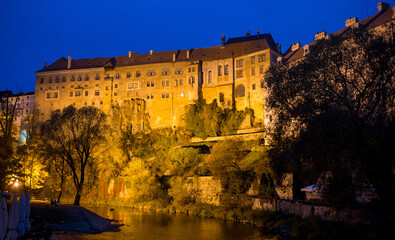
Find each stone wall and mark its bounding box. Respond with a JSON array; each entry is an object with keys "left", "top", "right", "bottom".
[
  {"left": 251, "top": 197, "right": 375, "bottom": 225},
  {"left": 186, "top": 176, "right": 222, "bottom": 206}
]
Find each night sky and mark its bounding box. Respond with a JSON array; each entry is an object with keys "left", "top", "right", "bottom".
[{"left": 1, "top": 0, "right": 393, "bottom": 93}]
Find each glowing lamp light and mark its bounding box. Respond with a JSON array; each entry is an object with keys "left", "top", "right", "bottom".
[{"left": 14, "top": 181, "right": 19, "bottom": 187}]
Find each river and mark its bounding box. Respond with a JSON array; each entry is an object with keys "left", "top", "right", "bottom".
[{"left": 51, "top": 205, "right": 276, "bottom": 240}]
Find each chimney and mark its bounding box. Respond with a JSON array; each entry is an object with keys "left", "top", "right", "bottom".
[
  {"left": 150, "top": 50, "right": 153, "bottom": 55},
  {"left": 276, "top": 43, "right": 281, "bottom": 53},
  {"left": 67, "top": 56, "right": 72, "bottom": 69},
  {"left": 221, "top": 34, "right": 226, "bottom": 47},
  {"left": 315, "top": 31, "right": 327, "bottom": 41},
  {"left": 345, "top": 17, "right": 358, "bottom": 27},
  {"left": 186, "top": 50, "right": 190, "bottom": 59},
  {"left": 173, "top": 53, "right": 176, "bottom": 62},
  {"left": 257, "top": 29, "right": 260, "bottom": 37},
  {"left": 43, "top": 62, "right": 47, "bottom": 68},
  {"left": 246, "top": 30, "right": 250, "bottom": 36},
  {"left": 129, "top": 51, "right": 132, "bottom": 58},
  {"left": 291, "top": 41, "right": 301, "bottom": 52},
  {"left": 377, "top": 2, "right": 390, "bottom": 12}
]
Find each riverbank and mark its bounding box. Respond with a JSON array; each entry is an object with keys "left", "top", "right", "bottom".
[
  {"left": 80, "top": 200, "right": 387, "bottom": 240},
  {"left": 25, "top": 200, "right": 119, "bottom": 238}
]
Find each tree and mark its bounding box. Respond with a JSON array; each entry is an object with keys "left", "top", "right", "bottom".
[
  {"left": 40, "top": 105, "right": 107, "bottom": 205},
  {"left": 265, "top": 27, "right": 395, "bottom": 210},
  {"left": 0, "top": 95, "right": 20, "bottom": 190}
]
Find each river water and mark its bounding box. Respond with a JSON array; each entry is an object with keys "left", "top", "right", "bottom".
[{"left": 51, "top": 205, "right": 276, "bottom": 240}]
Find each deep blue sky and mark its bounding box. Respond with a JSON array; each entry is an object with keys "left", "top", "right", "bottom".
[{"left": 1, "top": 0, "right": 393, "bottom": 93}]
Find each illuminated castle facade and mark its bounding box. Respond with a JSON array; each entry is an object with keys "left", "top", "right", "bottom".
[{"left": 35, "top": 32, "right": 281, "bottom": 129}]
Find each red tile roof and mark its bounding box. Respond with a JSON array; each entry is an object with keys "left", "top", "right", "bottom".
[{"left": 37, "top": 34, "right": 277, "bottom": 73}]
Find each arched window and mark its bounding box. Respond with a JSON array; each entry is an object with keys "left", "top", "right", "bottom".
[
  {"left": 235, "top": 84, "right": 245, "bottom": 98},
  {"left": 208, "top": 71, "right": 212, "bottom": 84},
  {"left": 218, "top": 65, "right": 222, "bottom": 76},
  {"left": 224, "top": 65, "right": 229, "bottom": 75}
]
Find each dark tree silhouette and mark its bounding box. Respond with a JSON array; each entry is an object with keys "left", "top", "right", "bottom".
[
  {"left": 40, "top": 105, "right": 107, "bottom": 205},
  {"left": 264, "top": 27, "right": 395, "bottom": 211}
]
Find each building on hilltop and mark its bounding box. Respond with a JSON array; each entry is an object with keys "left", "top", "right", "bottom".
[
  {"left": 35, "top": 32, "right": 281, "bottom": 129},
  {"left": 1, "top": 91, "right": 35, "bottom": 142}
]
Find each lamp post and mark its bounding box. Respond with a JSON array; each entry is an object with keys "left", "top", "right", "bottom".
[{"left": 104, "top": 76, "right": 114, "bottom": 107}]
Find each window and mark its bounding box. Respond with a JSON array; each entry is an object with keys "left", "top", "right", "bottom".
[
  {"left": 70, "top": 91, "right": 74, "bottom": 97},
  {"left": 162, "top": 93, "right": 165, "bottom": 98},
  {"left": 71, "top": 85, "right": 74, "bottom": 88},
  {"left": 162, "top": 80, "right": 165, "bottom": 86},
  {"left": 147, "top": 94, "right": 150, "bottom": 99},
  {"left": 236, "top": 70, "right": 243, "bottom": 78},
  {"left": 208, "top": 71, "right": 212, "bottom": 84},
  {"left": 71, "top": 76, "right": 75, "bottom": 82},
  {"left": 236, "top": 59, "right": 243, "bottom": 67},
  {"left": 162, "top": 69, "right": 170, "bottom": 75},
  {"left": 188, "top": 76, "right": 195, "bottom": 84},
  {"left": 192, "top": 67, "right": 196, "bottom": 72},
  {"left": 135, "top": 71, "right": 141, "bottom": 77},
  {"left": 180, "top": 92, "right": 184, "bottom": 97},
  {"left": 251, "top": 56, "right": 255, "bottom": 64},
  {"left": 46, "top": 93, "right": 50, "bottom": 99},
  {"left": 75, "top": 90, "right": 81, "bottom": 96},
  {"left": 174, "top": 79, "right": 178, "bottom": 86},
  {"left": 115, "top": 73, "right": 120, "bottom": 79},
  {"left": 95, "top": 90, "right": 100, "bottom": 96},
  {"left": 126, "top": 72, "right": 131, "bottom": 78},
  {"left": 49, "top": 77, "right": 53, "bottom": 83},
  {"left": 166, "top": 80, "right": 169, "bottom": 86},
  {"left": 251, "top": 68, "right": 255, "bottom": 75},
  {"left": 175, "top": 68, "right": 183, "bottom": 75},
  {"left": 252, "top": 84, "right": 256, "bottom": 90},
  {"left": 95, "top": 74, "right": 100, "bottom": 80},
  {"left": 106, "top": 86, "right": 109, "bottom": 90},
  {"left": 84, "top": 75, "right": 89, "bottom": 81},
  {"left": 128, "top": 83, "right": 138, "bottom": 89},
  {"left": 62, "top": 86, "right": 65, "bottom": 89},
  {"left": 55, "top": 77, "right": 59, "bottom": 83},
  {"left": 224, "top": 65, "right": 229, "bottom": 75},
  {"left": 115, "top": 83, "right": 118, "bottom": 88},
  {"left": 258, "top": 54, "right": 266, "bottom": 62},
  {"left": 84, "top": 102, "right": 87, "bottom": 106},
  {"left": 77, "top": 76, "right": 82, "bottom": 81},
  {"left": 62, "top": 76, "right": 66, "bottom": 82},
  {"left": 259, "top": 66, "right": 264, "bottom": 74},
  {"left": 219, "top": 92, "right": 224, "bottom": 102},
  {"left": 92, "top": 102, "right": 95, "bottom": 105},
  {"left": 151, "top": 81, "right": 154, "bottom": 87},
  {"left": 179, "top": 79, "right": 183, "bottom": 85},
  {"left": 261, "top": 82, "right": 264, "bottom": 88},
  {"left": 85, "top": 91, "right": 88, "bottom": 96},
  {"left": 161, "top": 93, "right": 170, "bottom": 98},
  {"left": 235, "top": 84, "right": 245, "bottom": 98},
  {"left": 39, "top": 78, "right": 44, "bottom": 84},
  {"left": 85, "top": 84, "right": 88, "bottom": 88},
  {"left": 147, "top": 70, "right": 156, "bottom": 76},
  {"left": 218, "top": 65, "right": 222, "bottom": 76},
  {"left": 56, "top": 86, "right": 59, "bottom": 89},
  {"left": 188, "top": 67, "right": 191, "bottom": 73},
  {"left": 114, "top": 92, "right": 118, "bottom": 96}
]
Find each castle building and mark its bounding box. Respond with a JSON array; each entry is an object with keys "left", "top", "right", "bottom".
[{"left": 35, "top": 33, "right": 281, "bottom": 129}]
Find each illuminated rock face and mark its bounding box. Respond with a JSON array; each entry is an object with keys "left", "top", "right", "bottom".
[{"left": 35, "top": 34, "right": 280, "bottom": 129}]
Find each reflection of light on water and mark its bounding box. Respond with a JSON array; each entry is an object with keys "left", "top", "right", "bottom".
[{"left": 53, "top": 206, "right": 273, "bottom": 240}]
